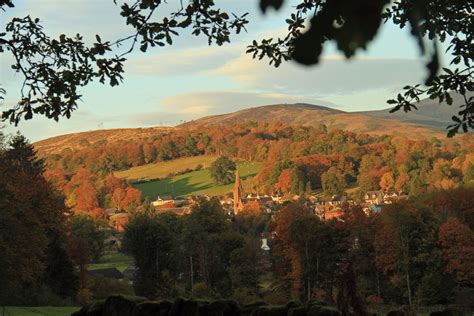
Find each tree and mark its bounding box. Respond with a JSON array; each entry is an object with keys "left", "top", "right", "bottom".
[
  {"left": 123, "top": 212, "right": 174, "bottom": 298},
  {"left": 1, "top": 1, "right": 472, "bottom": 136},
  {"left": 463, "top": 162, "right": 474, "bottom": 185},
  {"left": 394, "top": 170, "right": 410, "bottom": 193},
  {"left": 321, "top": 166, "right": 346, "bottom": 196},
  {"left": 274, "top": 168, "right": 292, "bottom": 193},
  {"left": 209, "top": 156, "right": 237, "bottom": 185},
  {"left": 380, "top": 172, "right": 395, "bottom": 192},
  {"left": 183, "top": 198, "right": 242, "bottom": 295},
  {"left": 69, "top": 215, "right": 107, "bottom": 262},
  {"left": 438, "top": 217, "right": 474, "bottom": 286},
  {"left": 0, "top": 133, "right": 77, "bottom": 304},
  {"left": 375, "top": 202, "right": 444, "bottom": 305}
]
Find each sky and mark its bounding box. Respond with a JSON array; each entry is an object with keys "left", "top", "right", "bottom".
[{"left": 0, "top": 0, "right": 449, "bottom": 141}]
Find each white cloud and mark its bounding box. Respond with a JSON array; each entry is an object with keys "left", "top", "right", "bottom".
[
  {"left": 127, "top": 90, "right": 340, "bottom": 126},
  {"left": 213, "top": 53, "right": 426, "bottom": 96},
  {"left": 126, "top": 45, "right": 242, "bottom": 76}
]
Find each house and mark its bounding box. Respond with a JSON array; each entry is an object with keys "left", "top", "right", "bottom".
[
  {"left": 105, "top": 207, "right": 120, "bottom": 216},
  {"left": 156, "top": 206, "right": 191, "bottom": 215},
  {"left": 324, "top": 207, "right": 345, "bottom": 221},
  {"left": 152, "top": 196, "right": 176, "bottom": 206},
  {"left": 383, "top": 192, "right": 408, "bottom": 204},
  {"left": 109, "top": 213, "right": 128, "bottom": 232},
  {"left": 365, "top": 190, "right": 384, "bottom": 205},
  {"left": 261, "top": 238, "right": 270, "bottom": 251}
]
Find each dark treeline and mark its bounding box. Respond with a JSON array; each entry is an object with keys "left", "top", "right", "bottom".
[
  {"left": 0, "top": 134, "right": 78, "bottom": 305},
  {"left": 121, "top": 192, "right": 474, "bottom": 308}
]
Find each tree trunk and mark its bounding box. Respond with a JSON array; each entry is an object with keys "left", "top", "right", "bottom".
[
  {"left": 406, "top": 273, "right": 412, "bottom": 305},
  {"left": 305, "top": 241, "right": 311, "bottom": 302},
  {"left": 376, "top": 269, "right": 381, "bottom": 298},
  {"left": 190, "top": 255, "right": 194, "bottom": 295}
]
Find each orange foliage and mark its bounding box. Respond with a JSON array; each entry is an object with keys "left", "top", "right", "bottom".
[
  {"left": 74, "top": 183, "right": 99, "bottom": 213},
  {"left": 241, "top": 200, "right": 261, "bottom": 216},
  {"left": 43, "top": 168, "right": 67, "bottom": 190},
  {"left": 274, "top": 169, "right": 292, "bottom": 193},
  {"left": 438, "top": 217, "right": 474, "bottom": 285}
]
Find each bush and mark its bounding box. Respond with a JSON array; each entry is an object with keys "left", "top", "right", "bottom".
[
  {"left": 192, "top": 282, "right": 213, "bottom": 299},
  {"left": 88, "top": 275, "right": 135, "bottom": 299}
]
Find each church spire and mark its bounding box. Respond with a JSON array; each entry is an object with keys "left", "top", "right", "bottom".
[{"left": 233, "top": 169, "right": 245, "bottom": 214}]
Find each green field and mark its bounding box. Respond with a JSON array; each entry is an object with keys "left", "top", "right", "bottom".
[
  {"left": 134, "top": 161, "right": 262, "bottom": 198},
  {"left": 2, "top": 306, "right": 79, "bottom": 316},
  {"left": 88, "top": 252, "right": 133, "bottom": 272},
  {"left": 114, "top": 155, "right": 217, "bottom": 181}
]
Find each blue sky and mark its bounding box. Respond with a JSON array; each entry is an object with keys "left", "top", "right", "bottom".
[{"left": 0, "top": 0, "right": 448, "bottom": 141}]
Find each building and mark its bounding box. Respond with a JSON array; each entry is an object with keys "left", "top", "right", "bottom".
[
  {"left": 365, "top": 190, "right": 384, "bottom": 205},
  {"left": 233, "top": 170, "right": 245, "bottom": 214}
]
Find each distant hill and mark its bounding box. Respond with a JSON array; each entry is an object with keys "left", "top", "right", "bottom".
[
  {"left": 361, "top": 93, "right": 468, "bottom": 130},
  {"left": 180, "top": 103, "right": 445, "bottom": 139},
  {"left": 35, "top": 98, "right": 468, "bottom": 153}
]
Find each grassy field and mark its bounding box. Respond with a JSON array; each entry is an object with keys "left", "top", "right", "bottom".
[
  {"left": 134, "top": 161, "right": 262, "bottom": 199},
  {"left": 114, "top": 155, "right": 217, "bottom": 181},
  {"left": 88, "top": 252, "right": 133, "bottom": 272},
  {"left": 2, "top": 306, "right": 79, "bottom": 316}
]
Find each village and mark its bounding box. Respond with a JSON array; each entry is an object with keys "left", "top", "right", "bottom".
[{"left": 106, "top": 170, "right": 409, "bottom": 233}]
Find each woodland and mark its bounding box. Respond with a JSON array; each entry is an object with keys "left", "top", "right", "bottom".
[{"left": 1, "top": 123, "right": 473, "bottom": 312}]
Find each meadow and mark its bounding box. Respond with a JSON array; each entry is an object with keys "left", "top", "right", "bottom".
[
  {"left": 132, "top": 161, "right": 262, "bottom": 198},
  {"left": 88, "top": 252, "right": 133, "bottom": 272},
  {"left": 2, "top": 306, "right": 79, "bottom": 316},
  {"left": 114, "top": 155, "right": 217, "bottom": 181}
]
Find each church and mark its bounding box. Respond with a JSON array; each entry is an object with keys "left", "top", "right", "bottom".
[{"left": 233, "top": 169, "right": 245, "bottom": 214}]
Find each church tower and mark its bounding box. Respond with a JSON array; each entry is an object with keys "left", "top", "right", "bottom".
[{"left": 233, "top": 169, "right": 245, "bottom": 214}]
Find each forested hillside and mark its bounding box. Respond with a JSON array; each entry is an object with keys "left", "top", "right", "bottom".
[{"left": 35, "top": 120, "right": 474, "bottom": 217}]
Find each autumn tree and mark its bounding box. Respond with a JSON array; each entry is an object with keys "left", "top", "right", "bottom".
[
  {"left": 0, "top": 133, "right": 77, "bottom": 304},
  {"left": 209, "top": 156, "right": 237, "bottom": 185},
  {"left": 274, "top": 168, "right": 292, "bottom": 194},
  {"left": 463, "top": 162, "right": 474, "bottom": 185},
  {"left": 394, "top": 169, "right": 410, "bottom": 193},
  {"left": 438, "top": 218, "right": 474, "bottom": 286},
  {"left": 321, "top": 166, "right": 346, "bottom": 196},
  {"left": 380, "top": 172, "right": 395, "bottom": 192}
]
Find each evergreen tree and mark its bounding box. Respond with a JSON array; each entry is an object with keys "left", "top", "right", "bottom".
[{"left": 0, "top": 133, "right": 77, "bottom": 304}]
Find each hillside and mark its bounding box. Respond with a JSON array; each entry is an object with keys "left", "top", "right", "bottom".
[
  {"left": 361, "top": 93, "right": 469, "bottom": 130},
  {"left": 179, "top": 103, "right": 445, "bottom": 139},
  {"left": 34, "top": 126, "right": 173, "bottom": 155},
  {"left": 34, "top": 99, "right": 464, "bottom": 154}
]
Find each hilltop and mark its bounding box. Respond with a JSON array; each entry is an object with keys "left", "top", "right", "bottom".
[
  {"left": 34, "top": 97, "right": 469, "bottom": 153},
  {"left": 179, "top": 103, "right": 445, "bottom": 139}
]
